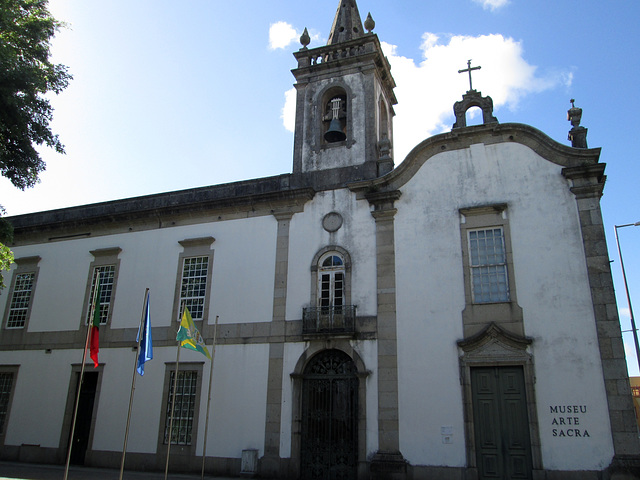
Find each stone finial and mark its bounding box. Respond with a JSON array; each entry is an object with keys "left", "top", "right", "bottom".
[
  {"left": 364, "top": 12, "right": 375, "bottom": 33},
  {"left": 300, "top": 27, "right": 311, "bottom": 49},
  {"left": 567, "top": 99, "right": 588, "bottom": 148},
  {"left": 567, "top": 98, "right": 582, "bottom": 128}
]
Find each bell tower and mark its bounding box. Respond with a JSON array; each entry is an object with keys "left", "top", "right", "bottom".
[{"left": 291, "top": 0, "right": 397, "bottom": 186}]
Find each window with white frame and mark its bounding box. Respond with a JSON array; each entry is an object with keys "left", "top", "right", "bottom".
[
  {"left": 6, "top": 273, "right": 35, "bottom": 328},
  {"left": 83, "top": 248, "right": 121, "bottom": 328},
  {"left": 318, "top": 253, "right": 345, "bottom": 311},
  {"left": 87, "top": 265, "right": 116, "bottom": 325},
  {"left": 468, "top": 227, "right": 509, "bottom": 303},
  {"left": 173, "top": 237, "right": 214, "bottom": 324},
  {"left": 179, "top": 256, "right": 209, "bottom": 321},
  {"left": 3, "top": 256, "right": 40, "bottom": 330}
]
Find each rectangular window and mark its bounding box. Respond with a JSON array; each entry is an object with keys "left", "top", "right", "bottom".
[
  {"left": 468, "top": 227, "right": 509, "bottom": 303},
  {"left": 3, "top": 256, "right": 40, "bottom": 331},
  {"left": 0, "top": 372, "right": 14, "bottom": 435},
  {"left": 87, "top": 265, "right": 116, "bottom": 325},
  {"left": 180, "top": 256, "right": 209, "bottom": 321},
  {"left": 6, "top": 273, "right": 35, "bottom": 328},
  {"left": 164, "top": 370, "right": 198, "bottom": 445}
]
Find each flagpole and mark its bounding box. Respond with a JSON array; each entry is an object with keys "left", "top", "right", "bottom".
[
  {"left": 200, "top": 315, "right": 219, "bottom": 480},
  {"left": 164, "top": 345, "right": 181, "bottom": 480},
  {"left": 64, "top": 273, "right": 101, "bottom": 480},
  {"left": 165, "top": 303, "right": 185, "bottom": 480},
  {"left": 119, "top": 288, "right": 149, "bottom": 480}
]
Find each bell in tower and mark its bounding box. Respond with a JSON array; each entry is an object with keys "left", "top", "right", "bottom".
[{"left": 324, "top": 97, "right": 347, "bottom": 143}]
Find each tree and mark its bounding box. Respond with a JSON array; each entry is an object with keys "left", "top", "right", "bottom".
[
  {"left": 0, "top": 0, "right": 71, "bottom": 190},
  {"left": 0, "top": 0, "right": 71, "bottom": 287},
  {"left": 0, "top": 211, "right": 13, "bottom": 290}
]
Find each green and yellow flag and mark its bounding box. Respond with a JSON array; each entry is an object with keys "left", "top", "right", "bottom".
[{"left": 176, "top": 307, "right": 211, "bottom": 359}]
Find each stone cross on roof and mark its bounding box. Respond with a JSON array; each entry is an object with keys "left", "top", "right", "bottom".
[{"left": 458, "top": 59, "right": 481, "bottom": 91}]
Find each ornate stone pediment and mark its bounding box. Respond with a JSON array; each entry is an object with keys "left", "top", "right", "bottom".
[{"left": 457, "top": 322, "right": 532, "bottom": 363}]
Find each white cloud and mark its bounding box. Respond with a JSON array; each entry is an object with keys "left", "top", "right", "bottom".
[
  {"left": 269, "top": 21, "right": 298, "bottom": 50},
  {"left": 280, "top": 32, "right": 571, "bottom": 161},
  {"left": 473, "top": 0, "right": 509, "bottom": 11},
  {"left": 282, "top": 87, "right": 297, "bottom": 132},
  {"left": 383, "top": 32, "right": 571, "bottom": 160}
]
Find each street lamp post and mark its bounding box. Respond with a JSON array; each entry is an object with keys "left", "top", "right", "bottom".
[{"left": 615, "top": 222, "right": 640, "bottom": 373}]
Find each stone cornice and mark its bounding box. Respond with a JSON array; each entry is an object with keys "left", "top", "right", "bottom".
[
  {"left": 178, "top": 237, "right": 215, "bottom": 249},
  {"left": 349, "top": 123, "right": 602, "bottom": 196},
  {"left": 89, "top": 247, "right": 122, "bottom": 258},
  {"left": 364, "top": 189, "right": 402, "bottom": 206},
  {"left": 8, "top": 175, "right": 316, "bottom": 243},
  {"left": 562, "top": 163, "right": 606, "bottom": 199}
]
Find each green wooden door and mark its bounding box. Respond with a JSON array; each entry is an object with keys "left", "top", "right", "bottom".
[{"left": 471, "top": 366, "right": 532, "bottom": 480}]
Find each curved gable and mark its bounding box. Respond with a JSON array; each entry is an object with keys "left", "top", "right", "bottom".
[{"left": 349, "top": 122, "right": 602, "bottom": 195}]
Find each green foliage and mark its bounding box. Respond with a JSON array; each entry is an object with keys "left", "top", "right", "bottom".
[
  {"left": 0, "top": 243, "right": 14, "bottom": 290},
  {"left": 0, "top": 208, "right": 13, "bottom": 289},
  {"left": 0, "top": 0, "right": 72, "bottom": 190}
]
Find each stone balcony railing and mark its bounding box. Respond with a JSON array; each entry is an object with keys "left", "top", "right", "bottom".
[{"left": 293, "top": 36, "right": 380, "bottom": 69}]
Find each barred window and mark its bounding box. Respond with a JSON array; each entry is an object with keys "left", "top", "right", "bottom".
[
  {"left": 468, "top": 228, "right": 509, "bottom": 303},
  {"left": 164, "top": 370, "right": 198, "bottom": 445},
  {"left": 0, "top": 373, "right": 14, "bottom": 434},
  {"left": 87, "top": 265, "right": 116, "bottom": 325},
  {"left": 6, "top": 273, "right": 35, "bottom": 328},
  {"left": 180, "top": 256, "right": 209, "bottom": 321}
]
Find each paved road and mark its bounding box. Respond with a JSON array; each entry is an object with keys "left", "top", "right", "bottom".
[{"left": 0, "top": 462, "right": 238, "bottom": 480}]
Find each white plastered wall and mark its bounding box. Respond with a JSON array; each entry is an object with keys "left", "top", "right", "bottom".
[
  {"left": 0, "top": 215, "right": 277, "bottom": 455},
  {"left": 394, "top": 141, "right": 614, "bottom": 470},
  {"left": 287, "top": 188, "right": 377, "bottom": 320}
]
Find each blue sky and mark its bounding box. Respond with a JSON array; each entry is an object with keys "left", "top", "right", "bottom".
[{"left": 2, "top": 0, "right": 639, "bottom": 374}]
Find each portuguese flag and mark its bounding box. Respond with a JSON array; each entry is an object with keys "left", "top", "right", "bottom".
[{"left": 89, "top": 275, "right": 101, "bottom": 368}]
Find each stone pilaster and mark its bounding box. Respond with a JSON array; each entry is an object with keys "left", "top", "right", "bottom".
[
  {"left": 261, "top": 212, "right": 293, "bottom": 476},
  {"left": 367, "top": 190, "right": 407, "bottom": 479},
  {"left": 563, "top": 165, "right": 640, "bottom": 466}
]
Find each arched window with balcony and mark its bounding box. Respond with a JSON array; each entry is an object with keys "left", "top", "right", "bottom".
[{"left": 303, "top": 247, "right": 355, "bottom": 335}]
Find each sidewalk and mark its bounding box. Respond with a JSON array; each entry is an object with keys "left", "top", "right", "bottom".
[{"left": 0, "top": 462, "right": 238, "bottom": 480}]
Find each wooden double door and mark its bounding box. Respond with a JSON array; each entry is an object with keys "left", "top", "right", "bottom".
[{"left": 471, "top": 366, "right": 533, "bottom": 480}]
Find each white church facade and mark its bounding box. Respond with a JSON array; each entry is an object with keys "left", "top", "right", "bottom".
[{"left": 0, "top": 1, "right": 638, "bottom": 479}]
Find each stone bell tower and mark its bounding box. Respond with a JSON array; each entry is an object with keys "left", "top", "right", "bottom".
[{"left": 291, "top": 0, "right": 397, "bottom": 187}]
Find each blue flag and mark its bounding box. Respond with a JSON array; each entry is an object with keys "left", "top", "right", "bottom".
[{"left": 136, "top": 292, "right": 153, "bottom": 375}]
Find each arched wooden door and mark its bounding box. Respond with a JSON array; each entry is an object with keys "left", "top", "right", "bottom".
[{"left": 301, "top": 350, "right": 358, "bottom": 480}]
